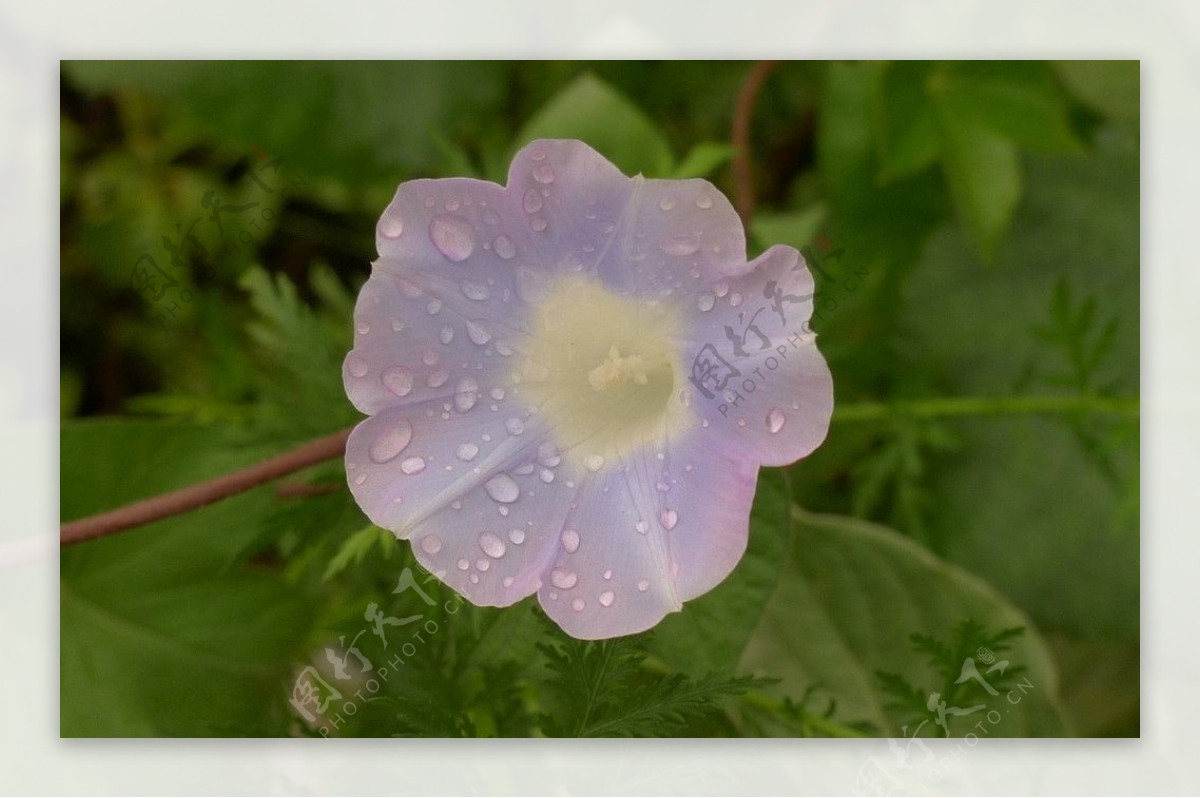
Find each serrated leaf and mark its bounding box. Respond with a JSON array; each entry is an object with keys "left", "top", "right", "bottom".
[
  {"left": 514, "top": 73, "right": 674, "bottom": 178},
  {"left": 736, "top": 510, "right": 1069, "bottom": 736}
]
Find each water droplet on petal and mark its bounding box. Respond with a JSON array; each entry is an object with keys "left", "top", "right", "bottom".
[
  {"left": 658, "top": 195, "right": 676, "bottom": 211},
  {"left": 659, "top": 234, "right": 700, "bottom": 256},
  {"left": 532, "top": 163, "right": 556, "bottom": 184},
  {"left": 551, "top": 567, "right": 578, "bottom": 589},
  {"left": 490, "top": 387, "right": 506, "bottom": 400},
  {"left": 478, "top": 532, "right": 506, "bottom": 558},
  {"left": 347, "top": 355, "right": 369, "bottom": 378},
  {"left": 637, "top": 579, "right": 650, "bottom": 592},
  {"left": 599, "top": 590, "right": 615, "bottom": 607},
  {"left": 493, "top": 234, "right": 516, "bottom": 260},
  {"left": 635, "top": 520, "right": 648, "bottom": 534},
  {"left": 484, "top": 474, "right": 520, "bottom": 503},
  {"left": 422, "top": 348, "right": 439, "bottom": 366},
  {"left": 560, "top": 529, "right": 580, "bottom": 553},
  {"left": 508, "top": 528, "right": 526, "bottom": 545},
  {"left": 457, "top": 558, "right": 470, "bottom": 571},
  {"left": 456, "top": 443, "right": 479, "bottom": 461},
  {"left": 427, "top": 369, "right": 449, "bottom": 388},
  {"left": 460, "top": 281, "right": 490, "bottom": 301},
  {"left": 660, "top": 508, "right": 678, "bottom": 530},
  {"left": 714, "top": 280, "right": 730, "bottom": 297},
  {"left": 697, "top": 293, "right": 715, "bottom": 312},
  {"left": 571, "top": 598, "right": 586, "bottom": 612},
  {"left": 583, "top": 453, "right": 605, "bottom": 472},
  {"left": 603, "top": 569, "right": 612, "bottom": 580},
  {"left": 730, "top": 292, "right": 743, "bottom": 307},
  {"left": 426, "top": 298, "right": 443, "bottom": 315},
  {"left": 539, "top": 468, "right": 555, "bottom": 483},
  {"left": 355, "top": 321, "right": 370, "bottom": 335},
  {"left": 381, "top": 365, "right": 414, "bottom": 397},
  {"left": 502, "top": 576, "right": 515, "bottom": 588},
  {"left": 429, "top": 214, "right": 475, "bottom": 262},
  {"left": 439, "top": 325, "right": 455, "bottom": 344},
  {"left": 454, "top": 376, "right": 479, "bottom": 412},
  {"left": 766, "top": 406, "right": 787, "bottom": 434},
  {"left": 466, "top": 319, "right": 492, "bottom": 345},
  {"left": 679, "top": 389, "right": 693, "bottom": 408},
  {"left": 522, "top": 188, "right": 543, "bottom": 214},
  {"left": 469, "top": 573, "right": 479, "bottom": 584},
  {"left": 400, "top": 456, "right": 426, "bottom": 475},
  {"left": 476, "top": 558, "right": 489, "bottom": 571},
  {"left": 420, "top": 535, "right": 442, "bottom": 554},
  {"left": 368, "top": 418, "right": 413, "bottom": 463},
  {"left": 531, "top": 217, "right": 548, "bottom": 232},
  {"left": 696, "top": 194, "right": 714, "bottom": 209},
  {"left": 505, "top": 417, "right": 525, "bottom": 436},
  {"left": 380, "top": 214, "right": 403, "bottom": 238}
]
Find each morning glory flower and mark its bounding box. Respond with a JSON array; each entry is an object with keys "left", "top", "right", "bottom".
[{"left": 343, "top": 139, "right": 832, "bottom": 639}]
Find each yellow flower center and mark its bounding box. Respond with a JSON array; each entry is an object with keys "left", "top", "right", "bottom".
[{"left": 522, "top": 278, "right": 690, "bottom": 468}]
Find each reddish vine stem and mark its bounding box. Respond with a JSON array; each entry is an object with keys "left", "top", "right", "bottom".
[
  {"left": 731, "top": 59, "right": 781, "bottom": 224},
  {"left": 60, "top": 427, "right": 353, "bottom": 547}
]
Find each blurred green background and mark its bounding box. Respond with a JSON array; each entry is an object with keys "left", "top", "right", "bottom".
[{"left": 60, "top": 61, "right": 1139, "bottom": 738}]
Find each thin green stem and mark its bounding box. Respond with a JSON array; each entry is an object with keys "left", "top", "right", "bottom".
[{"left": 831, "top": 394, "right": 1139, "bottom": 424}]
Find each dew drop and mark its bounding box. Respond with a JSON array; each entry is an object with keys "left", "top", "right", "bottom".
[
  {"left": 571, "top": 598, "right": 586, "bottom": 612},
  {"left": 714, "top": 280, "right": 730, "bottom": 297},
  {"left": 439, "top": 325, "right": 455, "bottom": 344},
  {"left": 637, "top": 579, "right": 650, "bottom": 592},
  {"left": 427, "top": 369, "right": 450, "bottom": 388},
  {"left": 697, "top": 293, "right": 715, "bottom": 312},
  {"left": 635, "top": 520, "right": 649, "bottom": 534},
  {"left": 603, "top": 569, "right": 612, "bottom": 580},
  {"left": 420, "top": 535, "right": 442, "bottom": 554},
  {"left": 730, "top": 292, "right": 743, "bottom": 307},
  {"left": 368, "top": 418, "right": 413, "bottom": 464},
  {"left": 454, "top": 376, "right": 479, "bottom": 412},
  {"left": 493, "top": 234, "right": 516, "bottom": 260},
  {"left": 355, "top": 320, "right": 370, "bottom": 335},
  {"left": 457, "top": 558, "right": 470, "bottom": 571},
  {"left": 429, "top": 214, "right": 475, "bottom": 262},
  {"left": 659, "top": 235, "right": 700, "bottom": 256},
  {"left": 502, "top": 576, "right": 515, "bottom": 588},
  {"left": 522, "top": 188, "right": 543, "bottom": 214},
  {"left": 489, "top": 387, "right": 506, "bottom": 400},
  {"left": 505, "top": 417, "right": 525, "bottom": 436},
  {"left": 476, "top": 558, "right": 490, "bottom": 572},
  {"left": 484, "top": 474, "right": 520, "bottom": 503},
  {"left": 560, "top": 529, "right": 580, "bottom": 553},
  {"left": 532, "top": 163, "right": 556, "bottom": 184},
  {"left": 391, "top": 319, "right": 405, "bottom": 333},
  {"left": 422, "top": 348, "right": 439, "bottom": 366},
  {"left": 737, "top": 417, "right": 748, "bottom": 428},
  {"left": 531, "top": 217, "right": 548, "bottom": 232},
  {"left": 478, "top": 532, "right": 506, "bottom": 559},
  {"left": 696, "top": 194, "right": 714, "bottom": 209},
  {"left": 379, "top": 214, "right": 403, "bottom": 238},
  {"left": 445, "top": 198, "right": 460, "bottom": 211},
  {"left": 599, "top": 590, "right": 615, "bottom": 607},
  {"left": 354, "top": 473, "right": 367, "bottom": 485},
  {"left": 460, "top": 281, "right": 490, "bottom": 301},
  {"left": 766, "top": 406, "right": 787, "bottom": 434},
  {"left": 426, "top": 298, "right": 443, "bottom": 315},
  {"left": 679, "top": 389, "right": 693, "bottom": 408},
  {"left": 659, "top": 508, "right": 678, "bottom": 530},
  {"left": 539, "top": 468, "right": 555, "bottom": 484},
  {"left": 551, "top": 567, "right": 578, "bottom": 589},
  {"left": 508, "top": 528, "right": 526, "bottom": 545},
  {"left": 381, "top": 365, "right": 414, "bottom": 397},
  {"left": 466, "top": 319, "right": 492, "bottom": 346},
  {"left": 658, "top": 195, "right": 676, "bottom": 211},
  {"left": 583, "top": 453, "right": 605, "bottom": 472},
  {"left": 400, "top": 456, "right": 426, "bottom": 475},
  {"left": 346, "top": 355, "right": 369, "bottom": 378}
]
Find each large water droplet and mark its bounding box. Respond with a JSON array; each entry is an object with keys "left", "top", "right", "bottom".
[
  {"left": 346, "top": 354, "right": 369, "bottom": 378},
  {"left": 429, "top": 214, "right": 475, "bottom": 262},
  {"left": 484, "top": 474, "right": 520, "bottom": 503},
  {"left": 659, "top": 235, "right": 700, "bottom": 256},
  {"left": 368, "top": 418, "right": 413, "bottom": 464},
  {"left": 420, "top": 535, "right": 442, "bottom": 554},
  {"left": 478, "top": 532, "right": 506, "bottom": 559},
  {"left": 508, "top": 528, "right": 526, "bottom": 545},
  {"left": 381, "top": 365, "right": 414, "bottom": 397},
  {"left": 598, "top": 590, "right": 615, "bottom": 607},
  {"left": 551, "top": 567, "right": 578, "bottom": 589},
  {"left": 532, "top": 163, "right": 556, "bottom": 184},
  {"left": 493, "top": 234, "right": 516, "bottom": 260},
  {"left": 583, "top": 453, "right": 605, "bottom": 472},
  {"left": 456, "top": 443, "right": 479, "bottom": 461},
  {"left": 400, "top": 456, "right": 426, "bottom": 475},
  {"left": 379, "top": 214, "right": 403, "bottom": 238},
  {"left": 522, "top": 188, "right": 543, "bottom": 214},
  {"left": 454, "top": 377, "right": 479, "bottom": 412},
  {"left": 697, "top": 293, "right": 715, "bottom": 312},
  {"left": 460, "top": 280, "right": 490, "bottom": 301},
  {"left": 766, "top": 406, "right": 787, "bottom": 434},
  {"left": 560, "top": 529, "right": 580, "bottom": 553},
  {"left": 466, "top": 319, "right": 492, "bottom": 346}
]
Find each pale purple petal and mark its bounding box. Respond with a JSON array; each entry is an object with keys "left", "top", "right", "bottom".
[{"left": 680, "top": 245, "right": 833, "bottom": 467}]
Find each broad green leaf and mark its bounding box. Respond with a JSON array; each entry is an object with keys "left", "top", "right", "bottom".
[
  {"left": 514, "top": 73, "right": 674, "bottom": 177},
  {"left": 750, "top": 204, "right": 827, "bottom": 256},
  {"left": 61, "top": 421, "right": 317, "bottom": 736},
  {"left": 737, "top": 510, "right": 1069, "bottom": 736},
  {"left": 1054, "top": 60, "right": 1140, "bottom": 123},
  {"left": 875, "top": 61, "right": 942, "bottom": 182},
  {"left": 649, "top": 469, "right": 794, "bottom": 674},
  {"left": 672, "top": 141, "right": 736, "bottom": 179},
  {"left": 935, "top": 111, "right": 1021, "bottom": 261}
]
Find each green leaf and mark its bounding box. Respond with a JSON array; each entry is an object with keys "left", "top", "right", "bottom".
[
  {"left": 61, "top": 421, "right": 316, "bottom": 736},
  {"left": 736, "top": 510, "right": 1069, "bottom": 736},
  {"left": 649, "top": 468, "right": 793, "bottom": 674},
  {"left": 672, "top": 141, "right": 736, "bottom": 179},
  {"left": 1053, "top": 60, "right": 1139, "bottom": 123},
  {"left": 514, "top": 73, "right": 674, "bottom": 177},
  {"left": 750, "top": 204, "right": 827, "bottom": 255},
  {"left": 875, "top": 61, "right": 942, "bottom": 181},
  {"left": 935, "top": 111, "right": 1021, "bottom": 261}
]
